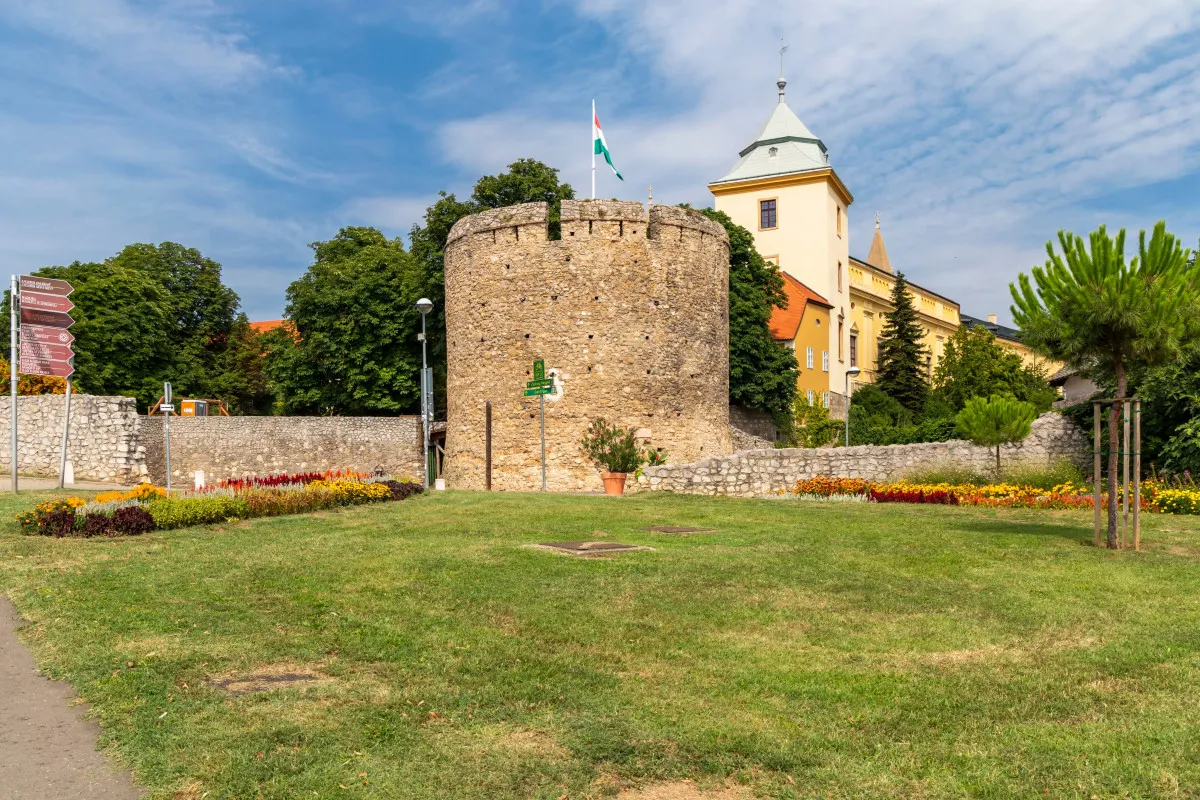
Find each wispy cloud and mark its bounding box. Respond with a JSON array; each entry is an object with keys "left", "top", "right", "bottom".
[{"left": 437, "top": 0, "right": 1200, "bottom": 320}]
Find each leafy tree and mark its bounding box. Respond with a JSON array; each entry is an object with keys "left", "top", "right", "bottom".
[
  {"left": 848, "top": 383, "right": 959, "bottom": 446},
  {"left": 1011, "top": 222, "right": 1198, "bottom": 547},
  {"left": 875, "top": 272, "right": 929, "bottom": 414},
  {"left": 932, "top": 324, "right": 1056, "bottom": 413},
  {"left": 264, "top": 227, "right": 427, "bottom": 415},
  {"left": 1119, "top": 341, "right": 1200, "bottom": 475},
  {"left": 700, "top": 209, "right": 798, "bottom": 419},
  {"left": 955, "top": 395, "right": 1037, "bottom": 477},
  {"left": 1, "top": 260, "right": 172, "bottom": 406},
  {"left": 109, "top": 242, "right": 240, "bottom": 399},
  {"left": 209, "top": 315, "right": 274, "bottom": 415},
  {"left": 0, "top": 360, "right": 69, "bottom": 394}
]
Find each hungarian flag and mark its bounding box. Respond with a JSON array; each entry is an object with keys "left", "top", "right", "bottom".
[{"left": 593, "top": 101, "right": 623, "bottom": 181}]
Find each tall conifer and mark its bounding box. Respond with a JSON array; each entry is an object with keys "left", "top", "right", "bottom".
[{"left": 875, "top": 271, "right": 929, "bottom": 413}]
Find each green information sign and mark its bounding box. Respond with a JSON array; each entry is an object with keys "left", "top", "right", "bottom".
[
  {"left": 523, "top": 386, "right": 555, "bottom": 397},
  {"left": 525, "top": 378, "right": 554, "bottom": 389},
  {"left": 532, "top": 359, "right": 545, "bottom": 381}
]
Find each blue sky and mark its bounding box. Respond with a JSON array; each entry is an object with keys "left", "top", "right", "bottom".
[{"left": 1, "top": 0, "right": 1198, "bottom": 323}]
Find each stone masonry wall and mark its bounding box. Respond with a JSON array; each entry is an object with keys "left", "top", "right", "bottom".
[
  {"left": 0, "top": 395, "right": 146, "bottom": 483},
  {"left": 140, "top": 415, "right": 424, "bottom": 486},
  {"left": 638, "top": 412, "right": 1089, "bottom": 497},
  {"left": 443, "top": 200, "right": 732, "bottom": 492}
]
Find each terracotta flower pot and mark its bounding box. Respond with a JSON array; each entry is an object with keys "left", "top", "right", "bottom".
[{"left": 601, "top": 472, "right": 628, "bottom": 496}]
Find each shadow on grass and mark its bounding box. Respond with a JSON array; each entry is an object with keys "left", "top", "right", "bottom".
[{"left": 955, "top": 518, "right": 1094, "bottom": 544}]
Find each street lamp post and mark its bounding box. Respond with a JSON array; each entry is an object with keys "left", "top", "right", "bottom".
[
  {"left": 844, "top": 366, "right": 861, "bottom": 447},
  {"left": 416, "top": 298, "right": 434, "bottom": 489}
]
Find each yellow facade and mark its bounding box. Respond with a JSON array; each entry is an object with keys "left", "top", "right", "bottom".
[
  {"left": 711, "top": 170, "right": 852, "bottom": 395},
  {"left": 846, "top": 256, "right": 962, "bottom": 385}
]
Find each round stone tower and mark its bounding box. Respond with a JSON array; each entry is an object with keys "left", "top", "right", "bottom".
[{"left": 442, "top": 199, "right": 732, "bottom": 492}]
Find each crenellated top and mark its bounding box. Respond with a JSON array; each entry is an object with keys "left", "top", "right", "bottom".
[
  {"left": 446, "top": 200, "right": 728, "bottom": 248},
  {"left": 446, "top": 202, "right": 549, "bottom": 246}
]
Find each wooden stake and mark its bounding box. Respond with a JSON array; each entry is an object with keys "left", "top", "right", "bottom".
[
  {"left": 1122, "top": 399, "right": 1131, "bottom": 550},
  {"left": 485, "top": 400, "right": 492, "bottom": 491},
  {"left": 1093, "top": 402, "right": 1102, "bottom": 548},
  {"left": 1134, "top": 399, "right": 1141, "bottom": 551}
]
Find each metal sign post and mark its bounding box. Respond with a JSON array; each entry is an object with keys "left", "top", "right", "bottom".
[
  {"left": 9, "top": 275, "right": 17, "bottom": 493},
  {"left": 57, "top": 374, "right": 72, "bottom": 489},
  {"left": 163, "top": 381, "right": 172, "bottom": 491},
  {"left": 523, "top": 359, "right": 558, "bottom": 491}
]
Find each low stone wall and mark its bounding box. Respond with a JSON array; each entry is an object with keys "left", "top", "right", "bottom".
[
  {"left": 0, "top": 395, "right": 146, "bottom": 483},
  {"left": 638, "top": 413, "right": 1089, "bottom": 497},
  {"left": 140, "top": 415, "right": 424, "bottom": 485}
]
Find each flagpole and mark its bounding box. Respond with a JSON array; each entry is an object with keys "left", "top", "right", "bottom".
[{"left": 591, "top": 99, "right": 596, "bottom": 200}]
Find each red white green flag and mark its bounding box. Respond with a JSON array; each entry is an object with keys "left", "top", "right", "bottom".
[{"left": 592, "top": 101, "right": 623, "bottom": 183}]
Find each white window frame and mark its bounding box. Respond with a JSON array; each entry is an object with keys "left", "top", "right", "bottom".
[
  {"left": 822, "top": 350, "right": 829, "bottom": 372},
  {"left": 807, "top": 389, "right": 815, "bottom": 405},
  {"left": 822, "top": 392, "right": 830, "bottom": 408},
  {"left": 806, "top": 347, "right": 814, "bottom": 369}
]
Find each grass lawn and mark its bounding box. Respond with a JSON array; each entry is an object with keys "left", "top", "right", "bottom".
[{"left": 2, "top": 490, "right": 1200, "bottom": 799}]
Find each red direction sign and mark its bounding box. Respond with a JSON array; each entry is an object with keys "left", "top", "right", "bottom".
[
  {"left": 20, "top": 324, "right": 74, "bottom": 346},
  {"left": 20, "top": 307, "right": 73, "bottom": 328},
  {"left": 19, "top": 275, "right": 73, "bottom": 297},
  {"left": 18, "top": 355, "right": 74, "bottom": 378},
  {"left": 22, "top": 342, "right": 73, "bottom": 362},
  {"left": 20, "top": 291, "right": 74, "bottom": 314}
]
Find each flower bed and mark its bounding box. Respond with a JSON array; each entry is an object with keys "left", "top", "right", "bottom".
[
  {"left": 788, "top": 476, "right": 1200, "bottom": 514},
  {"left": 15, "top": 470, "right": 424, "bottom": 538}
]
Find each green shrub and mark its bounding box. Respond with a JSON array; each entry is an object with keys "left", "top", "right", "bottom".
[
  {"left": 147, "top": 495, "right": 248, "bottom": 530},
  {"left": 580, "top": 418, "right": 643, "bottom": 473}
]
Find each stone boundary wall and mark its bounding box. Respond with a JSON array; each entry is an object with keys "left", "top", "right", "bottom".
[
  {"left": 140, "top": 416, "right": 424, "bottom": 486},
  {"left": 0, "top": 395, "right": 146, "bottom": 483},
  {"left": 638, "top": 413, "right": 1089, "bottom": 497}
]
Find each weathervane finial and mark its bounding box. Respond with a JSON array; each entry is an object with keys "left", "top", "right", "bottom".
[
  {"left": 777, "top": 38, "right": 788, "bottom": 103},
  {"left": 875, "top": 211, "right": 881, "bottom": 229}
]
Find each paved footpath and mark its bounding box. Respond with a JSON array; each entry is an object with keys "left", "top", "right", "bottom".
[
  {"left": 0, "top": 597, "right": 142, "bottom": 799},
  {"left": 0, "top": 475, "right": 129, "bottom": 492}
]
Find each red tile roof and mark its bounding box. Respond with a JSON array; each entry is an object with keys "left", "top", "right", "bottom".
[
  {"left": 768, "top": 273, "right": 832, "bottom": 340},
  {"left": 248, "top": 319, "right": 285, "bottom": 334}
]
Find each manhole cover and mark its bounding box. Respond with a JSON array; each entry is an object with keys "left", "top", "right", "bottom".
[
  {"left": 638, "top": 526, "right": 717, "bottom": 534},
  {"left": 534, "top": 541, "right": 652, "bottom": 556},
  {"left": 210, "top": 667, "right": 329, "bottom": 695}
]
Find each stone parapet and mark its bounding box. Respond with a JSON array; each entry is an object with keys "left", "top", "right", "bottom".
[{"left": 638, "top": 413, "right": 1090, "bottom": 497}]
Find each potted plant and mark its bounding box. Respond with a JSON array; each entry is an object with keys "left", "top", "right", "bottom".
[{"left": 580, "top": 418, "right": 644, "bottom": 496}]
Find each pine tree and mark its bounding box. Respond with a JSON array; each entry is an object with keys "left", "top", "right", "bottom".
[
  {"left": 1011, "top": 221, "right": 1199, "bottom": 548},
  {"left": 875, "top": 271, "right": 929, "bottom": 414},
  {"left": 955, "top": 395, "right": 1037, "bottom": 478}
]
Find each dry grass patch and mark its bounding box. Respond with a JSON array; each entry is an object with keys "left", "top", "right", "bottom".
[{"left": 617, "top": 779, "right": 752, "bottom": 799}]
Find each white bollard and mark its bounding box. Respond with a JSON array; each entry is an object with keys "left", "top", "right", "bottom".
[
  {"left": 194, "top": 470, "right": 205, "bottom": 490},
  {"left": 64, "top": 461, "right": 75, "bottom": 486},
  {"left": 434, "top": 478, "right": 446, "bottom": 491}
]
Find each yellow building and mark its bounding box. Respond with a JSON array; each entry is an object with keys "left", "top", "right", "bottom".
[
  {"left": 846, "top": 221, "right": 962, "bottom": 385},
  {"left": 768, "top": 272, "right": 834, "bottom": 407},
  {"left": 710, "top": 72, "right": 987, "bottom": 400}
]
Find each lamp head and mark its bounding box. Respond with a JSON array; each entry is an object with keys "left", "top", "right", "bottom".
[
  {"left": 846, "top": 366, "right": 862, "bottom": 377},
  {"left": 415, "top": 298, "right": 434, "bottom": 315}
]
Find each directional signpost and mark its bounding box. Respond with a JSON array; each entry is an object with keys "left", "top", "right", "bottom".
[
  {"left": 9, "top": 274, "right": 76, "bottom": 491},
  {"left": 524, "top": 359, "right": 559, "bottom": 491}
]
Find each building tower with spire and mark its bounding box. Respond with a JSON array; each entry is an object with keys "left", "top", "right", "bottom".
[
  {"left": 709, "top": 62, "right": 854, "bottom": 398},
  {"left": 711, "top": 66, "right": 976, "bottom": 401}
]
